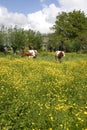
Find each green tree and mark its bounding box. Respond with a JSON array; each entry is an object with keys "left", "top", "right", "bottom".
[
  {"left": 25, "top": 29, "right": 35, "bottom": 47},
  {"left": 0, "top": 26, "right": 9, "bottom": 54},
  {"left": 52, "top": 10, "right": 87, "bottom": 39},
  {"left": 78, "top": 31, "right": 87, "bottom": 51},
  {"left": 8, "top": 26, "right": 26, "bottom": 54},
  {"left": 33, "top": 31, "right": 42, "bottom": 49},
  {"left": 52, "top": 10, "right": 87, "bottom": 52},
  {"left": 0, "top": 31, "right": 3, "bottom": 45},
  {"left": 0, "top": 26, "right": 7, "bottom": 46},
  {"left": 25, "top": 30, "right": 42, "bottom": 50},
  {"left": 47, "top": 33, "right": 58, "bottom": 51}
]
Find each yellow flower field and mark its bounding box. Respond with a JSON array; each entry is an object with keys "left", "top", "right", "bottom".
[{"left": 0, "top": 54, "right": 87, "bottom": 130}]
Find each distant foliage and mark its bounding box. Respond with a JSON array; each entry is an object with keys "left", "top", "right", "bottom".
[
  {"left": 0, "top": 10, "right": 87, "bottom": 53},
  {"left": 52, "top": 10, "right": 87, "bottom": 52}
]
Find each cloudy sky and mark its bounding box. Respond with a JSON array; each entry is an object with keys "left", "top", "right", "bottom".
[{"left": 0, "top": 0, "right": 87, "bottom": 33}]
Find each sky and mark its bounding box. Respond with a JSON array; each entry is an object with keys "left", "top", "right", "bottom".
[{"left": 0, "top": 0, "right": 87, "bottom": 33}]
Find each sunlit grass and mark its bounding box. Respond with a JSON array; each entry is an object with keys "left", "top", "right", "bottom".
[{"left": 0, "top": 53, "right": 87, "bottom": 130}]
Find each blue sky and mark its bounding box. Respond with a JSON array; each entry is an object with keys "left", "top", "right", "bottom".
[
  {"left": 0, "top": 0, "right": 59, "bottom": 14},
  {"left": 0, "top": 0, "right": 87, "bottom": 33}
]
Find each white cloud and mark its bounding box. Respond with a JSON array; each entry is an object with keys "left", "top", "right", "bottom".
[
  {"left": 0, "top": 4, "right": 59, "bottom": 33},
  {"left": 27, "top": 4, "right": 59, "bottom": 33},
  {"left": 0, "top": 0, "right": 87, "bottom": 33},
  {"left": 0, "top": 6, "right": 28, "bottom": 28},
  {"left": 42, "top": 4, "right": 60, "bottom": 23},
  {"left": 58, "top": 0, "right": 87, "bottom": 12}
]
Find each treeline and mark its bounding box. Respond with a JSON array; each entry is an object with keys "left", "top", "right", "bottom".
[
  {"left": 0, "top": 10, "right": 87, "bottom": 54},
  {"left": 0, "top": 26, "right": 43, "bottom": 54}
]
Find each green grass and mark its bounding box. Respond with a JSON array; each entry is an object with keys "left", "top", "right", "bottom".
[{"left": 0, "top": 52, "right": 87, "bottom": 130}]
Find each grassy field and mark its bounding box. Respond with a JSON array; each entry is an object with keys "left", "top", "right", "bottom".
[{"left": 0, "top": 52, "right": 87, "bottom": 130}]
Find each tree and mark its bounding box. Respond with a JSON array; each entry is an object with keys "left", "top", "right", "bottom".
[
  {"left": 47, "top": 33, "right": 58, "bottom": 51},
  {"left": 51, "top": 10, "right": 87, "bottom": 52},
  {"left": 79, "top": 31, "right": 87, "bottom": 50},
  {"left": 9, "top": 26, "right": 26, "bottom": 54},
  {"left": 25, "top": 30, "right": 42, "bottom": 50},
  {"left": 0, "top": 26, "right": 7, "bottom": 46},
  {"left": 52, "top": 10, "right": 87, "bottom": 39},
  {"left": 25, "top": 29, "right": 35, "bottom": 48},
  {"left": 33, "top": 31, "right": 42, "bottom": 49},
  {"left": 0, "top": 26, "right": 9, "bottom": 54}
]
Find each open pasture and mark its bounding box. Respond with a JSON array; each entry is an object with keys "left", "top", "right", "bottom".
[{"left": 0, "top": 52, "right": 87, "bottom": 130}]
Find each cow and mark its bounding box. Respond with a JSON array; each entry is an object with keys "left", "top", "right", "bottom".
[
  {"left": 55, "top": 51, "right": 65, "bottom": 62},
  {"left": 21, "top": 50, "right": 38, "bottom": 58}
]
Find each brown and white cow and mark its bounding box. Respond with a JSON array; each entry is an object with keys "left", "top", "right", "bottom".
[
  {"left": 21, "top": 50, "right": 38, "bottom": 58},
  {"left": 55, "top": 51, "right": 65, "bottom": 62}
]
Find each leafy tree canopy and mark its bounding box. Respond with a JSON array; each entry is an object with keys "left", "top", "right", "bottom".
[{"left": 52, "top": 10, "right": 87, "bottom": 39}]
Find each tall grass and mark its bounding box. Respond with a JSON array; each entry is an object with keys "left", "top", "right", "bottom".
[{"left": 0, "top": 52, "right": 87, "bottom": 130}]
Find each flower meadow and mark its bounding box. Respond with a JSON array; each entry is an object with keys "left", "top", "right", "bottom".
[{"left": 0, "top": 53, "right": 87, "bottom": 130}]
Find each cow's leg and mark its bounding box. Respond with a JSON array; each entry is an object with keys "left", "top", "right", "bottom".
[
  {"left": 28, "top": 56, "right": 31, "bottom": 58},
  {"left": 55, "top": 55, "right": 58, "bottom": 61},
  {"left": 62, "top": 51, "right": 65, "bottom": 56},
  {"left": 58, "top": 58, "right": 62, "bottom": 63},
  {"left": 28, "top": 55, "right": 34, "bottom": 58}
]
